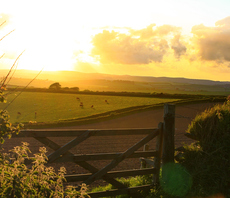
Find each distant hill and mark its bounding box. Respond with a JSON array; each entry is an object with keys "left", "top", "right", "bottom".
[
  {"left": 1, "top": 69, "right": 229, "bottom": 86},
  {"left": 1, "top": 69, "right": 230, "bottom": 95}
]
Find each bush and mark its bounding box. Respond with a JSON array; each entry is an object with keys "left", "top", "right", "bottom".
[
  {"left": 0, "top": 142, "right": 89, "bottom": 198},
  {"left": 179, "top": 101, "right": 230, "bottom": 197},
  {"left": 186, "top": 101, "right": 230, "bottom": 152}
]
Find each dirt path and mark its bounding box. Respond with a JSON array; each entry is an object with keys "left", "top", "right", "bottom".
[{"left": 57, "top": 102, "right": 220, "bottom": 147}]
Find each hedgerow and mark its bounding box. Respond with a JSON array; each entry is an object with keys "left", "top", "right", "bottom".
[{"left": 178, "top": 99, "right": 230, "bottom": 197}]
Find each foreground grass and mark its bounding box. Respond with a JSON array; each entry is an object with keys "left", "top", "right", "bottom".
[
  {"left": 90, "top": 175, "right": 153, "bottom": 198},
  {"left": 89, "top": 174, "right": 183, "bottom": 198}
]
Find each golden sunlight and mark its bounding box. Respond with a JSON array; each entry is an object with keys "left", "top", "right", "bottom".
[
  {"left": 1, "top": 1, "right": 96, "bottom": 72},
  {"left": 1, "top": 0, "right": 230, "bottom": 81}
]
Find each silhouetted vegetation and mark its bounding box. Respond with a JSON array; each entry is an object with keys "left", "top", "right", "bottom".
[
  {"left": 49, "top": 82, "right": 61, "bottom": 90},
  {"left": 7, "top": 86, "right": 227, "bottom": 101},
  {"left": 176, "top": 100, "right": 230, "bottom": 197}
]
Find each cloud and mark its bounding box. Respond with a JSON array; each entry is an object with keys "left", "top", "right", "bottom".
[
  {"left": 171, "top": 34, "right": 187, "bottom": 59},
  {"left": 191, "top": 16, "right": 230, "bottom": 62},
  {"left": 91, "top": 24, "right": 181, "bottom": 64},
  {"left": 131, "top": 24, "right": 181, "bottom": 39},
  {"left": 215, "top": 16, "right": 230, "bottom": 28},
  {"left": 153, "top": 25, "right": 181, "bottom": 36},
  {"left": 131, "top": 24, "right": 156, "bottom": 39},
  {"left": 91, "top": 30, "right": 167, "bottom": 64}
]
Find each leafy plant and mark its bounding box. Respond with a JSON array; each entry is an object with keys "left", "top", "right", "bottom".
[
  {"left": 178, "top": 100, "right": 230, "bottom": 197},
  {"left": 0, "top": 142, "right": 89, "bottom": 197},
  {"left": 0, "top": 108, "right": 22, "bottom": 145},
  {"left": 186, "top": 101, "right": 230, "bottom": 152}
]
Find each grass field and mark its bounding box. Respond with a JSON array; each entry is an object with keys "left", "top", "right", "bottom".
[
  {"left": 0, "top": 91, "right": 180, "bottom": 124},
  {"left": 77, "top": 80, "right": 230, "bottom": 95}
]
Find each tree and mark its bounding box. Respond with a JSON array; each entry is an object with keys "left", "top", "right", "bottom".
[
  {"left": 70, "top": 86, "right": 80, "bottom": 92},
  {"left": 49, "top": 82, "right": 61, "bottom": 90}
]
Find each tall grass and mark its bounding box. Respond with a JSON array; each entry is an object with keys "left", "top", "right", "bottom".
[{"left": 0, "top": 142, "right": 89, "bottom": 197}]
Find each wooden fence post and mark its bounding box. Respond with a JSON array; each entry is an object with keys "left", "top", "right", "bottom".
[
  {"left": 153, "top": 122, "right": 164, "bottom": 184},
  {"left": 140, "top": 144, "right": 149, "bottom": 169},
  {"left": 162, "top": 103, "right": 175, "bottom": 164}
]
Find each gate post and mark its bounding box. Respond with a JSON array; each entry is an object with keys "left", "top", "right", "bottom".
[
  {"left": 162, "top": 103, "right": 175, "bottom": 164},
  {"left": 153, "top": 122, "right": 163, "bottom": 184}
]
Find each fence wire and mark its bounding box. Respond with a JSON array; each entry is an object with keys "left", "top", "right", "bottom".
[
  {"left": 177, "top": 105, "right": 204, "bottom": 112},
  {"left": 175, "top": 114, "right": 193, "bottom": 121}
]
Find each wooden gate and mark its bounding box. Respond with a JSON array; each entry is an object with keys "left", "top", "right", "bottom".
[{"left": 12, "top": 104, "right": 175, "bottom": 197}]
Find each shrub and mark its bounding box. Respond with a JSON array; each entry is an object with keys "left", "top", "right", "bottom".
[
  {"left": 0, "top": 142, "right": 89, "bottom": 198},
  {"left": 186, "top": 101, "right": 230, "bottom": 152},
  {"left": 179, "top": 101, "right": 230, "bottom": 197}
]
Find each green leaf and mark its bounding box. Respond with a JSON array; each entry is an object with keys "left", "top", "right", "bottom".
[{"left": 0, "top": 138, "right": 5, "bottom": 144}]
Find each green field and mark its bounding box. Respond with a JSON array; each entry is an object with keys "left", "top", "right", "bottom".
[{"left": 0, "top": 92, "right": 180, "bottom": 124}]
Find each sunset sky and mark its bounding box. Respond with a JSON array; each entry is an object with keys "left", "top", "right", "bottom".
[{"left": 1, "top": 0, "right": 230, "bottom": 81}]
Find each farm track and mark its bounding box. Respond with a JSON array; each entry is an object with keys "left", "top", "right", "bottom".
[{"left": 3, "top": 102, "right": 222, "bottom": 187}]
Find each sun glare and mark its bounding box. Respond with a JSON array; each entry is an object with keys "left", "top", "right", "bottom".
[
  {"left": 17, "top": 48, "right": 75, "bottom": 71},
  {"left": 1, "top": 1, "right": 96, "bottom": 72},
  {"left": 1, "top": 0, "right": 230, "bottom": 80}
]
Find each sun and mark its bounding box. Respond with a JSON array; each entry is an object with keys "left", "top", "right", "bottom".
[
  {"left": 17, "top": 46, "right": 75, "bottom": 71},
  {"left": 1, "top": 2, "right": 95, "bottom": 72},
  {"left": 14, "top": 29, "right": 95, "bottom": 72},
  {"left": 11, "top": 22, "right": 78, "bottom": 71}
]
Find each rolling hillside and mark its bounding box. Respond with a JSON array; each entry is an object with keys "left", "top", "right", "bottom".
[{"left": 1, "top": 69, "right": 230, "bottom": 95}]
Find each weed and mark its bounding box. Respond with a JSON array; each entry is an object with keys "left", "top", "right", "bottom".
[{"left": 0, "top": 142, "right": 89, "bottom": 197}]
